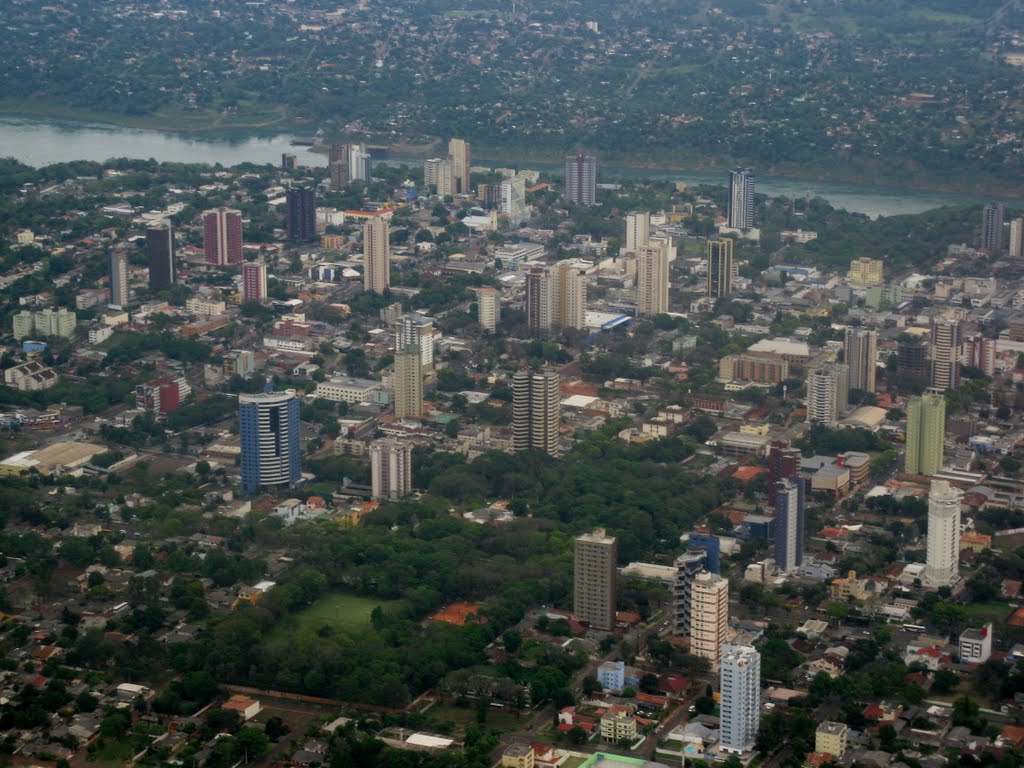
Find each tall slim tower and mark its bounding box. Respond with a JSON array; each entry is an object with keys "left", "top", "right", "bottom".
[
  {"left": 286, "top": 187, "right": 317, "bottom": 242},
  {"left": 690, "top": 571, "right": 728, "bottom": 665},
  {"left": 706, "top": 238, "right": 734, "bottom": 298},
  {"left": 448, "top": 138, "right": 471, "bottom": 195},
  {"left": 624, "top": 211, "right": 650, "bottom": 254},
  {"left": 672, "top": 551, "right": 708, "bottom": 637},
  {"left": 526, "top": 268, "right": 554, "bottom": 336},
  {"left": 500, "top": 176, "right": 528, "bottom": 225},
  {"left": 328, "top": 143, "right": 350, "bottom": 190},
  {"left": 556, "top": 262, "right": 588, "bottom": 329},
  {"left": 637, "top": 242, "right": 670, "bottom": 316},
  {"left": 349, "top": 144, "right": 371, "bottom": 182},
  {"left": 844, "top": 327, "right": 878, "bottom": 397},
  {"left": 924, "top": 479, "right": 962, "bottom": 587},
  {"left": 396, "top": 313, "right": 434, "bottom": 371},
  {"left": 239, "top": 390, "right": 301, "bottom": 495},
  {"left": 767, "top": 441, "right": 801, "bottom": 504},
  {"left": 203, "top": 207, "right": 243, "bottom": 267},
  {"left": 982, "top": 202, "right": 1005, "bottom": 253},
  {"left": 905, "top": 391, "right": 946, "bottom": 476},
  {"left": 930, "top": 316, "right": 962, "bottom": 391},
  {"left": 512, "top": 369, "right": 561, "bottom": 457},
  {"left": 774, "top": 478, "right": 805, "bottom": 573},
  {"left": 370, "top": 438, "right": 413, "bottom": 501},
  {"left": 719, "top": 644, "right": 761, "bottom": 755},
  {"left": 242, "top": 262, "right": 268, "bottom": 303},
  {"left": 728, "top": 168, "right": 755, "bottom": 229},
  {"left": 573, "top": 529, "right": 617, "bottom": 631},
  {"left": 146, "top": 222, "right": 174, "bottom": 290},
  {"left": 393, "top": 348, "right": 424, "bottom": 419},
  {"left": 805, "top": 364, "right": 848, "bottom": 426},
  {"left": 363, "top": 216, "right": 390, "bottom": 294},
  {"left": 1010, "top": 217, "right": 1024, "bottom": 261},
  {"left": 477, "top": 287, "right": 500, "bottom": 333},
  {"left": 109, "top": 251, "right": 128, "bottom": 309},
  {"left": 565, "top": 152, "right": 596, "bottom": 206}
]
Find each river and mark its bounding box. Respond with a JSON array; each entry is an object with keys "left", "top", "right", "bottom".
[{"left": 0, "top": 114, "right": 993, "bottom": 219}]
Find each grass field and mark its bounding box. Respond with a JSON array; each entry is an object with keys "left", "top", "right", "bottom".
[
  {"left": 426, "top": 704, "right": 525, "bottom": 732},
  {"left": 964, "top": 601, "right": 1013, "bottom": 626},
  {"left": 269, "top": 592, "right": 404, "bottom": 640}
]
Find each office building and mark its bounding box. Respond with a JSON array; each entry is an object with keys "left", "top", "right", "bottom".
[
  {"left": 109, "top": 251, "right": 128, "bottom": 308},
  {"left": 924, "top": 479, "right": 962, "bottom": 587},
  {"left": 565, "top": 152, "right": 596, "bottom": 206},
  {"left": 690, "top": 571, "right": 728, "bottom": 665},
  {"left": 805, "top": 364, "right": 849, "bottom": 426},
  {"left": 286, "top": 187, "right": 317, "bottom": 242},
  {"left": 767, "top": 441, "right": 801, "bottom": 503},
  {"left": 328, "top": 143, "right": 350, "bottom": 190},
  {"left": 706, "top": 238, "right": 734, "bottom": 298},
  {"left": 982, "top": 202, "right": 1005, "bottom": 253},
  {"left": 727, "top": 168, "right": 755, "bottom": 230},
  {"left": 815, "top": 722, "right": 849, "bottom": 759},
  {"left": 239, "top": 390, "right": 301, "bottom": 495},
  {"left": 448, "top": 138, "right": 471, "bottom": 195},
  {"left": 477, "top": 287, "right": 500, "bottom": 332},
  {"left": 637, "top": 241, "right": 670, "bottom": 316},
  {"left": 847, "top": 257, "right": 884, "bottom": 287},
  {"left": 774, "top": 478, "right": 804, "bottom": 572},
  {"left": 396, "top": 313, "right": 434, "bottom": 371},
  {"left": 500, "top": 176, "right": 528, "bottom": 225},
  {"left": 905, "top": 391, "right": 946, "bottom": 476},
  {"left": 624, "top": 211, "right": 650, "bottom": 254},
  {"left": 512, "top": 369, "right": 560, "bottom": 457},
  {"left": 203, "top": 207, "right": 243, "bottom": 267},
  {"left": 930, "top": 316, "right": 962, "bottom": 391},
  {"left": 688, "top": 533, "right": 721, "bottom": 574},
  {"left": 672, "top": 550, "right": 708, "bottom": 637},
  {"left": 370, "top": 439, "right": 413, "bottom": 501},
  {"left": 844, "top": 327, "right": 877, "bottom": 397},
  {"left": 897, "top": 337, "right": 930, "bottom": 390},
  {"left": 392, "top": 348, "right": 424, "bottom": 419},
  {"left": 242, "top": 262, "right": 268, "bottom": 303},
  {"left": 146, "top": 222, "right": 175, "bottom": 289},
  {"left": 363, "top": 216, "right": 390, "bottom": 294},
  {"left": 719, "top": 644, "right": 761, "bottom": 754},
  {"left": 1010, "top": 217, "right": 1024, "bottom": 261},
  {"left": 573, "top": 529, "right": 617, "bottom": 631}
]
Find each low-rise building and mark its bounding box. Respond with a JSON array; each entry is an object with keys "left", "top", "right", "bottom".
[
  {"left": 501, "top": 744, "right": 534, "bottom": 768},
  {"left": 959, "top": 623, "right": 993, "bottom": 664},
  {"left": 597, "top": 660, "right": 626, "bottom": 692},
  {"left": 600, "top": 705, "right": 637, "bottom": 743},
  {"left": 4, "top": 360, "right": 58, "bottom": 391},
  {"left": 314, "top": 375, "right": 381, "bottom": 404},
  {"left": 815, "top": 721, "right": 849, "bottom": 757}
]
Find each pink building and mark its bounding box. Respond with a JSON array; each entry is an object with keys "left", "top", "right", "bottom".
[{"left": 203, "top": 208, "right": 243, "bottom": 266}]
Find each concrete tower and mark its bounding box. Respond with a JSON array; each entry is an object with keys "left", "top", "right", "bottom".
[
  {"left": 905, "top": 391, "right": 946, "bottom": 476},
  {"left": 363, "top": 216, "right": 390, "bottom": 294},
  {"left": 202, "top": 207, "right": 243, "bottom": 266},
  {"left": 573, "top": 529, "right": 617, "bottom": 631},
  {"left": 706, "top": 238, "right": 734, "bottom": 299},
  {"left": 844, "top": 327, "right": 877, "bottom": 397},
  {"left": 370, "top": 438, "right": 413, "bottom": 501},
  {"left": 720, "top": 644, "right": 761, "bottom": 754},
  {"left": 637, "top": 241, "right": 670, "bottom": 316},
  {"left": 565, "top": 152, "right": 596, "bottom": 206},
  {"left": 774, "top": 478, "right": 805, "bottom": 573},
  {"left": 512, "top": 369, "right": 560, "bottom": 457},
  {"left": 728, "top": 168, "right": 755, "bottom": 229},
  {"left": 690, "top": 571, "right": 728, "bottom": 665},
  {"left": 924, "top": 479, "right": 962, "bottom": 587},
  {"left": 392, "top": 348, "right": 424, "bottom": 419}
]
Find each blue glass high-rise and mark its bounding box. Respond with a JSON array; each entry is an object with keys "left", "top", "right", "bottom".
[{"left": 239, "top": 389, "right": 300, "bottom": 495}]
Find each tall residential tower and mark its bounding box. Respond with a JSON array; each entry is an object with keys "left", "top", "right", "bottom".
[
  {"left": 239, "top": 390, "right": 301, "bottom": 495},
  {"left": 512, "top": 369, "right": 561, "bottom": 456},
  {"left": 573, "top": 529, "right": 617, "bottom": 631}
]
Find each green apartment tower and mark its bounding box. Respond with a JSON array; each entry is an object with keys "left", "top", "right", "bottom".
[{"left": 905, "top": 390, "right": 946, "bottom": 476}]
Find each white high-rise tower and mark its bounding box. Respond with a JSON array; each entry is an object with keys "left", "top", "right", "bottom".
[{"left": 924, "top": 479, "right": 962, "bottom": 587}]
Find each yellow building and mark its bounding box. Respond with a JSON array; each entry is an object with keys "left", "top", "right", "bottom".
[
  {"left": 815, "top": 721, "right": 848, "bottom": 757},
  {"left": 830, "top": 571, "right": 870, "bottom": 601},
  {"left": 848, "top": 257, "right": 884, "bottom": 287},
  {"left": 321, "top": 234, "right": 345, "bottom": 250},
  {"left": 501, "top": 744, "right": 535, "bottom": 768}
]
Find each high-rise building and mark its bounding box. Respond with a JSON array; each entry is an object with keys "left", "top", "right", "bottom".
[
  {"left": 727, "top": 168, "right": 755, "bottom": 230},
  {"left": 844, "top": 327, "right": 877, "bottom": 397},
  {"left": 573, "top": 529, "right": 617, "bottom": 631},
  {"left": 239, "top": 390, "right": 301, "bottom": 495},
  {"left": 477, "top": 287, "right": 500, "bottom": 333},
  {"left": 556, "top": 262, "right": 588, "bottom": 329},
  {"left": 512, "top": 369, "right": 561, "bottom": 457},
  {"left": 203, "top": 207, "right": 243, "bottom": 267},
  {"left": 370, "top": 438, "right": 413, "bottom": 501},
  {"left": 982, "top": 202, "right": 1005, "bottom": 253},
  {"left": 146, "top": 222, "right": 175, "bottom": 290},
  {"left": 905, "top": 391, "right": 946, "bottom": 476},
  {"left": 706, "top": 238, "right": 734, "bottom": 299},
  {"left": 719, "top": 644, "right": 761, "bottom": 755},
  {"left": 363, "top": 216, "right": 390, "bottom": 294},
  {"left": 774, "top": 478, "right": 805, "bottom": 573},
  {"left": 672, "top": 550, "right": 708, "bottom": 637},
  {"left": 500, "top": 176, "right": 528, "bottom": 225},
  {"left": 565, "top": 152, "right": 596, "bottom": 206},
  {"left": 525, "top": 268, "right": 553, "bottom": 336},
  {"left": 637, "top": 241, "right": 670, "bottom": 316},
  {"left": 281, "top": 153, "right": 297, "bottom": 172},
  {"left": 109, "top": 251, "right": 128, "bottom": 308},
  {"left": 286, "top": 187, "right": 317, "bottom": 242},
  {"left": 1010, "top": 217, "right": 1024, "bottom": 261},
  {"left": 477, "top": 182, "right": 502, "bottom": 209},
  {"left": 526, "top": 264, "right": 586, "bottom": 334},
  {"left": 688, "top": 533, "right": 721, "bottom": 575},
  {"left": 242, "top": 262, "right": 268, "bottom": 303},
  {"left": 328, "top": 143, "right": 350, "bottom": 189},
  {"left": 349, "top": 144, "right": 371, "bottom": 182},
  {"left": 847, "top": 257, "right": 884, "bottom": 287},
  {"left": 924, "top": 479, "right": 962, "bottom": 587},
  {"left": 424, "top": 157, "right": 455, "bottom": 196},
  {"left": 897, "top": 337, "right": 930, "bottom": 390},
  {"left": 930, "top": 316, "right": 963, "bottom": 391},
  {"left": 393, "top": 348, "right": 424, "bottom": 419},
  {"left": 448, "top": 138, "right": 471, "bottom": 195},
  {"left": 965, "top": 333, "right": 997, "bottom": 377},
  {"left": 690, "top": 571, "right": 728, "bottom": 665},
  {"left": 624, "top": 211, "right": 650, "bottom": 254},
  {"left": 396, "top": 313, "right": 434, "bottom": 371},
  {"left": 767, "top": 441, "right": 801, "bottom": 504},
  {"left": 805, "top": 364, "right": 848, "bottom": 426}
]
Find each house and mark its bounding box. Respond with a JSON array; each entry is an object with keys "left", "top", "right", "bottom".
[
  {"left": 863, "top": 702, "right": 903, "bottom": 725},
  {"left": 903, "top": 646, "right": 951, "bottom": 672},
  {"left": 222, "top": 695, "right": 261, "bottom": 721}
]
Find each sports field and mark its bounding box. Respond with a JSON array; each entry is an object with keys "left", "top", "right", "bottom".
[{"left": 270, "top": 592, "right": 404, "bottom": 639}]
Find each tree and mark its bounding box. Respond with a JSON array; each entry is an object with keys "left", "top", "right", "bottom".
[
  {"left": 568, "top": 725, "right": 587, "bottom": 744},
  {"left": 233, "top": 728, "right": 269, "bottom": 762},
  {"left": 932, "top": 669, "right": 959, "bottom": 695}
]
